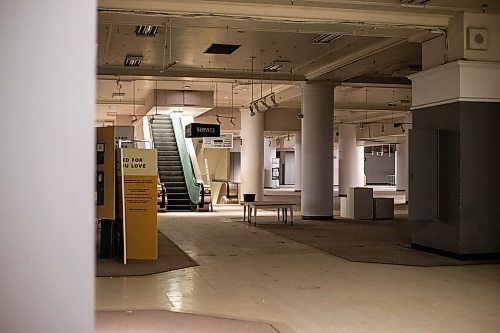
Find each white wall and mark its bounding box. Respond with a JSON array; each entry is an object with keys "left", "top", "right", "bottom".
[{"left": 0, "top": 1, "right": 95, "bottom": 332}]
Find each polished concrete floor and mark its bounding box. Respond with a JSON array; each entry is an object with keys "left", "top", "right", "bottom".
[{"left": 96, "top": 187, "right": 500, "bottom": 332}]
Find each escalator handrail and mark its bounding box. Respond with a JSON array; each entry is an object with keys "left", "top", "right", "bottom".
[{"left": 170, "top": 115, "right": 202, "bottom": 205}]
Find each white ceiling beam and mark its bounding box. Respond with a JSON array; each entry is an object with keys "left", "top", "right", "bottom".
[
  {"left": 98, "top": 0, "right": 450, "bottom": 28},
  {"left": 304, "top": 37, "right": 407, "bottom": 80}
]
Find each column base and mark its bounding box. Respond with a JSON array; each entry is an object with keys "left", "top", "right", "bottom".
[
  {"left": 301, "top": 215, "right": 334, "bottom": 221},
  {"left": 411, "top": 243, "right": 500, "bottom": 260}
]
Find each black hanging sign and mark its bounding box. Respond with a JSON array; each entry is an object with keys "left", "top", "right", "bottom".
[{"left": 185, "top": 123, "right": 221, "bottom": 138}]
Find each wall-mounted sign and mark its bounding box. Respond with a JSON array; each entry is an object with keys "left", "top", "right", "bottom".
[
  {"left": 185, "top": 123, "right": 220, "bottom": 138},
  {"left": 202, "top": 133, "right": 233, "bottom": 148}
]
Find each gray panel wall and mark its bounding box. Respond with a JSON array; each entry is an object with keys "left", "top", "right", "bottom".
[
  {"left": 410, "top": 103, "right": 461, "bottom": 253},
  {"left": 410, "top": 101, "right": 500, "bottom": 255},
  {"left": 459, "top": 103, "right": 500, "bottom": 253},
  {"left": 364, "top": 153, "right": 395, "bottom": 184}
]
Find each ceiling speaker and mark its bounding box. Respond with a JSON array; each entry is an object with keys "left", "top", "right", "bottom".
[{"left": 467, "top": 27, "right": 488, "bottom": 50}]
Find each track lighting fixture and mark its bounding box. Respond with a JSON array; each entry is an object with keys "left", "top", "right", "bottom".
[
  {"left": 248, "top": 92, "right": 278, "bottom": 113},
  {"left": 252, "top": 101, "right": 260, "bottom": 112},
  {"left": 249, "top": 104, "right": 255, "bottom": 116},
  {"left": 215, "top": 114, "right": 236, "bottom": 124},
  {"left": 270, "top": 93, "right": 278, "bottom": 107}
]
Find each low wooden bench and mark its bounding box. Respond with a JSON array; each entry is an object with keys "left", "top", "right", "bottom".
[{"left": 242, "top": 201, "right": 295, "bottom": 226}]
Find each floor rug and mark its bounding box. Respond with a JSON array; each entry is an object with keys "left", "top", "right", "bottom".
[
  {"left": 256, "top": 219, "right": 500, "bottom": 267},
  {"left": 96, "top": 232, "right": 198, "bottom": 277}
]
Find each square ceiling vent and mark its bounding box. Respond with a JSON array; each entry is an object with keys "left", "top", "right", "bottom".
[{"left": 204, "top": 43, "right": 241, "bottom": 55}]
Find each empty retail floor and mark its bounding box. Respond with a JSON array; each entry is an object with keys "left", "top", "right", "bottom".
[{"left": 96, "top": 190, "right": 500, "bottom": 333}]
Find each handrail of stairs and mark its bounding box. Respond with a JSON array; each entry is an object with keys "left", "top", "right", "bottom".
[{"left": 170, "top": 114, "right": 203, "bottom": 206}]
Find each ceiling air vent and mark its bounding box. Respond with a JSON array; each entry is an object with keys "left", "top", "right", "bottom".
[
  {"left": 112, "top": 92, "right": 125, "bottom": 99},
  {"left": 312, "top": 34, "right": 342, "bottom": 44},
  {"left": 401, "top": 0, "right": 430, "bottom": 4},
  {"left": 136, "top": 25, "right": 160, "bottom": 37},
  {"left": 263, "top": 63, "right": 284, "bottom": 72},
  {"left": 124, "top": 56, "right": 143, "bottom": 67},
  {"left": 204, "top": 43, "right": 241, "bottom": 55}
]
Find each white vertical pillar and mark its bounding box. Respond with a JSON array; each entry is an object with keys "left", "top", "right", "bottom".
[
  {"left": 294, "top": 131, "right": 302, "bottom": 192},
  {"left": 338, "top": 124, "right": 363, "bottom": 196},
  {"left": 241, "top": 109, "right": 264, "bottom": 200},
  {"left": 356, "top": 146, "right": 365, "bottom": 186},
  {"left": 0, "top": 1, "right": 95, "bottom": 332},
  {"left": 301, "top": 84, "right": 334, "bottom": 219},
  {"left": 333, "top": 146, "right": 339, "bottom": 187},
  {"left": 264, "top": 137, "right": 276, "bottom": 188}
]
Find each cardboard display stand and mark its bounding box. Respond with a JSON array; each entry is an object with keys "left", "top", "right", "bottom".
[{"left": 119, "top": 148, "right": 158, "bottom": 263}]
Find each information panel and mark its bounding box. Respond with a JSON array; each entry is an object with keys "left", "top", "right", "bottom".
[
  {"left": 202, "top": 133, "right": 233, "bottom": 148},
  {"left": 120, "top": 148, "right": 158, "bottom": 263}
]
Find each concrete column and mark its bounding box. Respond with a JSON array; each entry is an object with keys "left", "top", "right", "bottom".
[
  {"left": 294, "top": 132, "right": 302, "bottom": 192},
  {"left": 404, "top": 114, "right": 412, "bottom": 202},
  {"left": 0, "top": 1, "right": 95, "bottom": 332},
  {"left": 396, "top": 114, "right": 411, "bottom": 202},
  {"left": 338, "top": 124, "right": 364, "bottom": 196},
  {"left": 241, "top": 109, "right": 264, "bottom": 200},
  {"left": 356, "top": 146, "right": 365, "bottom": 186},
  {"left": 301, "top": 84, "right": 334, "bottom": 219},
  {"left": 264, "top": 137, "right": 276, "bottom": 188},
  {"left": 396, "top": 138, "right": 407, "bottom": 191}
]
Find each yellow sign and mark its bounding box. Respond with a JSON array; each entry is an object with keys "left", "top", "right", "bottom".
[{"left": 120, "top": 148, "right": 158, "bottom": 263}]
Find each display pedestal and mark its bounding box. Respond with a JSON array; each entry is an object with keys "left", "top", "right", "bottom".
[
  {"left": 346, "top": 187, "right": 373, "bottom": 220},
  {"left": 373, "top": 198, "right": 394, "bottom": 219}
]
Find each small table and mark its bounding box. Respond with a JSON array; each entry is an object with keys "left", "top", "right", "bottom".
[{"left": 242, "top": 201, "right": 295, "bottom": 225}]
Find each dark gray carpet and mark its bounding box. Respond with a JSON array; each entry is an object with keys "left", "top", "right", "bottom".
[
  {"left": 96, "top": 310, "right": 280, "bottom": 333},
  {"left": 96, "top": 232, "right": 197, "bottom": 277},
  {"left": 257, "top": 219, "right": 500, "bottom": 267}
]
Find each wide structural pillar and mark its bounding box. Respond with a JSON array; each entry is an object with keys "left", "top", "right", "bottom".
[
  {"left": 241, "top": 109, "right": 264, "bottom": 201},
  {"left": 294, "top": 131, "right": 302, "bottom": 192},
  {"left": 338, "top": 124, "right": 364, "bottom": 196},
  {"left": 0, "top": 1, "right": 95, "bottom": 332},
  {"left": 301, "top": 83, "right": 335, "bottom": 219},
  {"left": 409, "top": 60, "right": 500, "bottom": 256}
]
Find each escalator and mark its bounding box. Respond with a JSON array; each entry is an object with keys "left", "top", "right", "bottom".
[{"left": 150, "top": 115, "right": 192, "bottom": 211}]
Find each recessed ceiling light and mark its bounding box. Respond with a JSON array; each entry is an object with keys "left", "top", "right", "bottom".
[
  {"left": 312, "top": 34, "right": 342, "bottom": 44},
  {"left": 136, "top": 25, "right": 160, "bottom": 37},
  {"left": 124, "top": 55, "right": 143, "bottom": 67}
]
